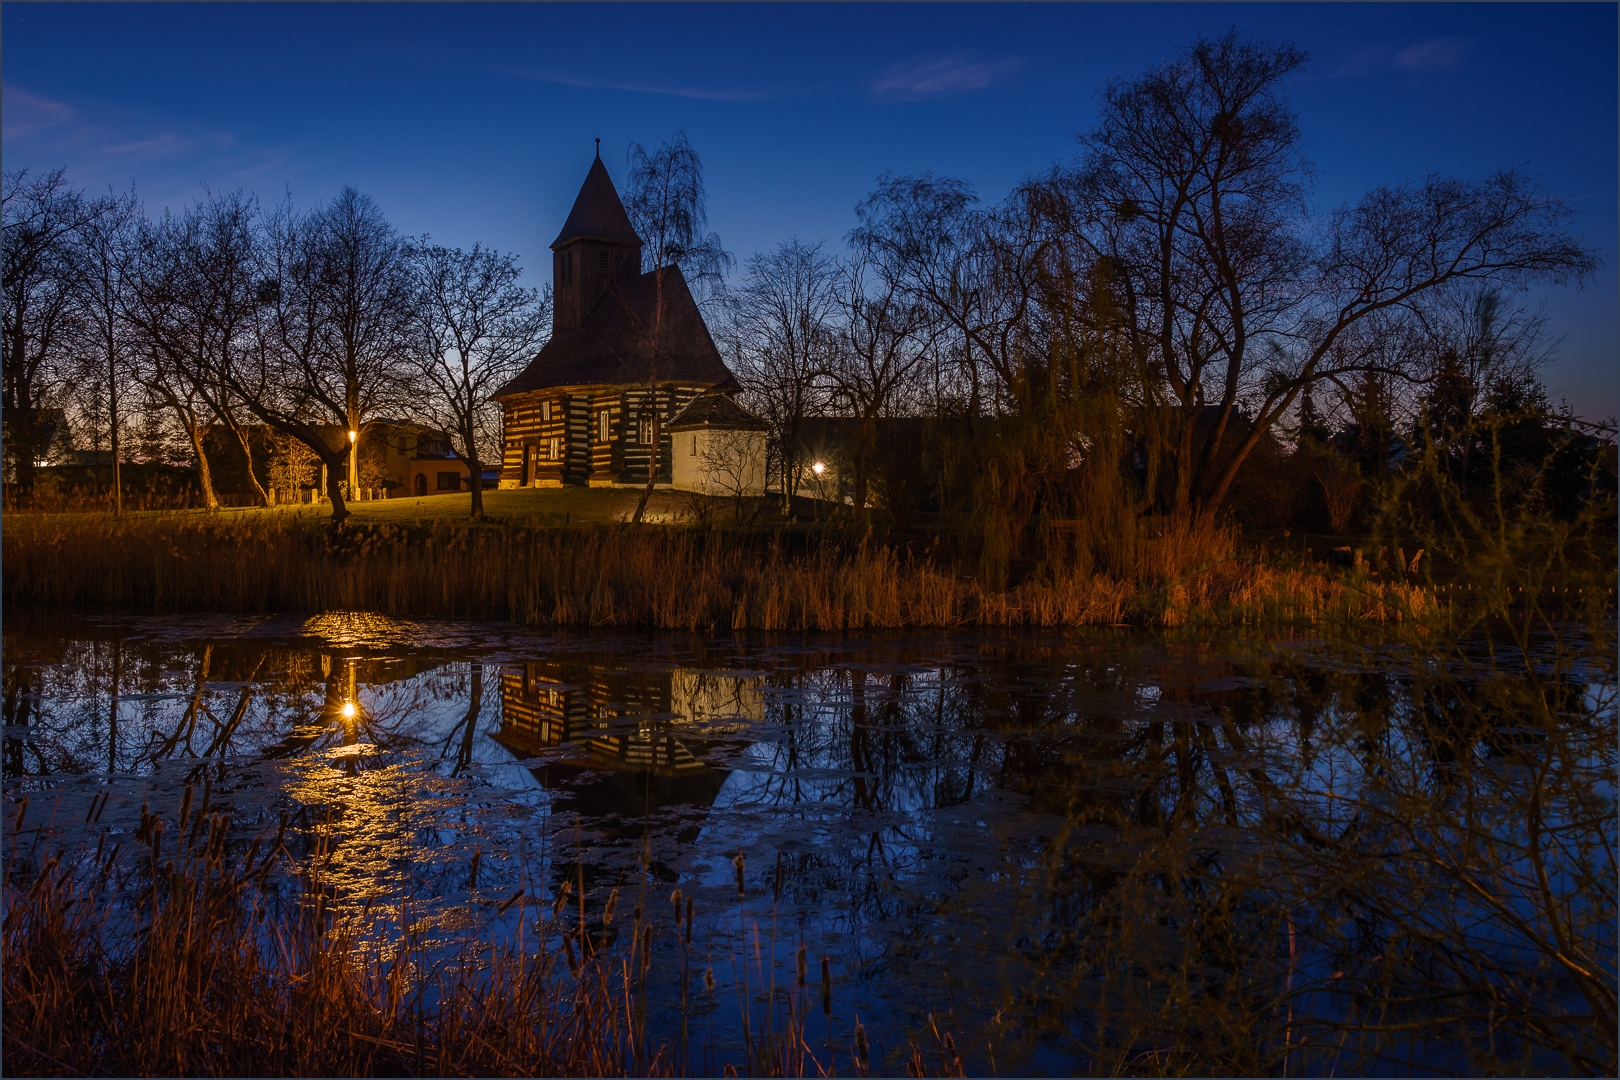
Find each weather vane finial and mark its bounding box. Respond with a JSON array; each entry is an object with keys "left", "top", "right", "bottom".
[{"left": 595, "top": 137, "right": 600, "bottom": 160}]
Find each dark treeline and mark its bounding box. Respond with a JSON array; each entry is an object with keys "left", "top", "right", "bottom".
[
  {"left": 2, "top": 173, "right": 552, "bottom": 521},
  {"left": 4, "top": 33, "right": 1613, "bottom": 563},
  {"left": 723, "top": 34, "right": 1612, "bottom": 585}
]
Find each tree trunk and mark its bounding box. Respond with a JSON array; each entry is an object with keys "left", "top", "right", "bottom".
[
  {"left": 186, "top": 418, "right": 219, "bottom": 510},
  {"left": 635, "top": 410, "right": 661, "bottom": 522},
  {"left": 467, "top": 454, "right": 484, "bottom": 519},
  {"left": 631, "top": 274, "right": 667, "bottom": 526},
  {"left": 450, "top": 664, "right": 484, "bottom": 776},
  {"left": 108, "top": 352, "right": 122, "bottom": 517},
  {"left": 224, "top": 416, "right": 269, "bottom": 507},
  {"left": 9, "top": 412, "right": 40, "bottom": 508},
  {"left": 852, "top": 415, "right": 873, "bottom": 523},
  {"left": 108, "top": 637, "right": 121, "bottom": 774},
  {"left": 322, "top": 452, "right": 350, "bottom": 523}
]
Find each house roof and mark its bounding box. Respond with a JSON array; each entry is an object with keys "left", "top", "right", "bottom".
[
  {"left": 551, "top": 157, "right": 643, "bottom": 250},
  {"left": 494, "top": 264, "right": 738, "bottom": 398},
  {"left": 667, "top": 394, "right": 768, "bottom": 432}
]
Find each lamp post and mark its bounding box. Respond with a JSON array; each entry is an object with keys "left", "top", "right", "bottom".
[{"left": 348, "top": 428, "right": 359, "bottom": 500}]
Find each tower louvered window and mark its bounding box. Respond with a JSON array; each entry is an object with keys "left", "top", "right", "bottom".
[
  {"left": 597, "top": 249, "right": 611, "bottom": 275},
  {"left": 560, "top": 251, "right": 573, "bottom": 286}
]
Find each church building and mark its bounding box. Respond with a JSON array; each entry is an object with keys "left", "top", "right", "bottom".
[{"left": 495, "top": 152, "right": 763, "bottom": 493}]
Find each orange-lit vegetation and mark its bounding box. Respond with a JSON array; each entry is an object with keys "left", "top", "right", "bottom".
[{"left": 0, "top": 510, "right": 1439, "bottom": 630}]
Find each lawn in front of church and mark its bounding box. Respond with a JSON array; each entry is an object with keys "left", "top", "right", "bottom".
[{"left": 167, "top": 486, "right": 717, "bottom": 527}]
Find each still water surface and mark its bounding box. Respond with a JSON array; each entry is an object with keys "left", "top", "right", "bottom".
[{"left": 4, "top": 609, "right": 1612, "bottom": 1076}]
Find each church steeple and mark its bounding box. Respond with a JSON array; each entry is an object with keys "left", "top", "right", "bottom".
[{"left": 551, "top": 154, "right": 643, "bottom": 332}]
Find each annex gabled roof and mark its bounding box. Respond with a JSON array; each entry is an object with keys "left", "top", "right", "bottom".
[
  {"left": 551, "top": 157, "right": 643, "bottom": 249},
  {"left": 494, "top": 265, "right": 738, "bottom": 398},
  {"left": 667, "top": 394, "right": 768, "bottom": 432}
]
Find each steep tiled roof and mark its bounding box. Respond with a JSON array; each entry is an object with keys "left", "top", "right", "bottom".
[
  {"left": 667, "top": 394, "right": 768, "bottom": 432},
  {"left": 494, "top": 265, "right": 738, "bottom": 397},
  {"left": 551, "top": 158, "right": 643, "bottom": 249}
]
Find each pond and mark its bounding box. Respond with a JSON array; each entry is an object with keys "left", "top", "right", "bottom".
[{"left": 3, "top": 608, "right": 1613, "bottom": 1076}]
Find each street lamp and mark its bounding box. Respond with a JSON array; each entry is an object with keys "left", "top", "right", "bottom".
[
  {"left": 347, "top": 429, "right": 359, "bottom": 500},
  {"left": 340, "top": 701, "right": 356, "bottom": 720}
]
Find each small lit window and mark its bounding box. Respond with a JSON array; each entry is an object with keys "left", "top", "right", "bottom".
[
  {"left": 549, "top": 436, "right": 560, "bottom": 460},
  {"left": 542, "top": 400, "right": 552, "bottom": 422},
  {"left": 598, "top": 410, "right": 610, "bottom": 442},
  {"left": 638, "top": 418, "right": 652, "bottom": 446}
]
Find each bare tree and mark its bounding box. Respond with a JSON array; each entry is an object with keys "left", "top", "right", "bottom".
[
  {"left": 624, "top": 130, "right": 732, "bottom": 309},
  {"left": 74, "top": 186, "right": 142, "bottom": 514},
  {"left": 828, "top": 252, "right": 935, "bottom": 517},
  {"left": 409, "top": 241, "right": 550, "bottom": 519},
  {"left": 2, "top": 168, "right": 92, "bottom": 503},
  {"left": 695, "top": 426, "right": 767, "bottom": 524},
  {"left": 851, "top": 174, "right": 988, "bottom": 418},
  {"left": 621, "top": 131, "right": 734, "bottom": 524},
  {"left": 126, "top": 211, "right": 223, "bottom": 509},
  {"left": 726, "top": 238, "right": 837, "bottom": 513},
  {"left": 245, "top": 188, "right": 414, "bottom": 522},
  {"left": 125, "top": 191, "right": 274, "bottom": 511},
  {"left": 1055, "top": 31, "right": 1598, "bottom": 519}
]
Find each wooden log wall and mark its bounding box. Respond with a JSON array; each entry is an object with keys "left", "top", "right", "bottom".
[{"left": 503, "top": 384, "right": 711, "bottom": 487}]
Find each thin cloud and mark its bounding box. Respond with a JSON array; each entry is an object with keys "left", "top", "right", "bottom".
[
  {"left": 872, "top": 53, "right": 1022, "bottom": 101},
  {"left": 509, "top": 68, "right": 765, "bottom": 102},
  {"left": 1394, "top": 37, "right": 1469, "bottom": 71},
  {"left": 2, "top": 85, "right": 76, "bottom": 137},
  {"left": 1336, "top": 36, "right": 1470, "bottom": 77},
  {"left": 103, "top": 133, "right": 192, "bottom": 157}
]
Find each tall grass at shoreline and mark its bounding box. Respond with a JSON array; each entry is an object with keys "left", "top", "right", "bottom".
[{"left": 1, "top": 513, "right": 1435, "bottom": 629}]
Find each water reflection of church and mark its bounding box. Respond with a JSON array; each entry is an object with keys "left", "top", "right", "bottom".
[{"left": 494, "top": 663, "right": 762, "bottom": 829}]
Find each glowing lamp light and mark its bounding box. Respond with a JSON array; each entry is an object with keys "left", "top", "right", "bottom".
[
  {"left": 811, "top": 462, "right": 826, "bottom": 476},
  {"left": 340, "top": 701, "right": 356, "bottom": 720},
  {"left": 348, "top": 430, "right": 358, "bottom": 444}
]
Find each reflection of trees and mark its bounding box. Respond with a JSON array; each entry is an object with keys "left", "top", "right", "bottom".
[
  {"left": 983, "top": 649, "right": 1615, "bottom": 1076},
  {"left": 4, "top": 625, "right": 1610, "bottom": 1073}
]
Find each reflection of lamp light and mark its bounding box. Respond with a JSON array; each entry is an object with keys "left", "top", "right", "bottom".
[
  {"left": 341, "top": 701, "right": 356, "bottom": 719},
  {"left": 811, "top": 461, "right": 825, "bottom": 476}
]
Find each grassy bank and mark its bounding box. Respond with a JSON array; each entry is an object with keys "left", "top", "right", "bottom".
[{"left": 1, "top": 510, "right": 1436, "bottom": 629}]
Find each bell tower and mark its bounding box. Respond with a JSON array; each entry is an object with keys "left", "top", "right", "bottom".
[{"left": 551, "top": 143, "right": 644, "bottom": 332}]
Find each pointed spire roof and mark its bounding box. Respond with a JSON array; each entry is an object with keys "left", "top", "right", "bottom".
[
  {"left": 494, "top": 265, "right": 739, "bottom": 398},
  {"left": 551, "top": 156, "right": 643, "bottom": 250}
]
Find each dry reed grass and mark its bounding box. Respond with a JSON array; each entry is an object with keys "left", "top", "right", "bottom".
[
  {"left": 2, "top": 792, "right": 967, "bottom": 1077},
  {"left": 1, "top": 512, "right": 1436, "bottom": 629}
]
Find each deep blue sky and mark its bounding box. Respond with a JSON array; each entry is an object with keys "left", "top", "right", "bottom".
[{"left": 4, "top": 2, "right": 1615, "bottom": 418}]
